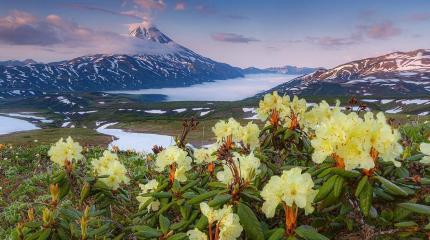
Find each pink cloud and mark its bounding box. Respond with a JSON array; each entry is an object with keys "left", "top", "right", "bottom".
[
  {"left": 407, "top": 13, "right": 430, "bottom": 21},
  {"left": 357, "top": 21, "right": 401, "bottom": 40},
  {"left": 133, "top": 0, "right": 165, "bottom": 10},
  {"left": 175, "top": 2, "right": 186, "bottom": 11}
]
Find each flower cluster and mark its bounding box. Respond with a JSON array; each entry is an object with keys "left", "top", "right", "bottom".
[
  {"left": 194, "top": 146, "right": 218, "bottom": 164},
  {"left": 212, "top": 118, "right": 260, "bottom": 149},
  {"left": 256, "top": 91, "right": 307, "bottom": 129},
  {"left": 136, "top": 179, "right": 160, "bottom": 211},
  {"left": 311, "top": 111, "right": 402, "bottom": 171},
  {"left": 192, "top": 202, "right": 243, "bottom": 240},
  {"left": 92, "top": 150, "right": 129, "bottom": 190},
  {"left": 216, "top": 152, "right": 261, "bottom": 185},
  {"left": 303, "top": 100, "right": 341, "bottom": 130},
  {"left": 256, "top": 91, "right": 289, "bottom": 120},
  {"left": 261, "top": 167, "right": 317, "bottom": 218},
  {"left": 420, "top": 142, "right": 430, "bottom": 164},
  {"left": 48, "top": 136, "right": 83, "bottom": 167},
  {"left": 155, "top": 146, "right": 192, "bottom": 182}
]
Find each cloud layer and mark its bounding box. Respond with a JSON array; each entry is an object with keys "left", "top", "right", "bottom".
[{"left": 211, "top": 32, "right": 259, "bottom": 43}]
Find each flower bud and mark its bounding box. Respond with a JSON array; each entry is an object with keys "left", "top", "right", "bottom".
[
  {"left": 42, "top": 208, "right": 53, "bottom": 227},
  {"left": 50, "top": 183, "right": 59, "bottom": 206},
  {"left": 27, "top": 208, "right": 35, "bottom": 221}
]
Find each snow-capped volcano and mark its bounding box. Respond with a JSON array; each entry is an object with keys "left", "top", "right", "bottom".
[
  {"left": 258, "top": 49, "right": 430, "bottom": 97},
  {"left": 0, "top": 23, "right": 243, "bottom": 96},
  {"left": 129, "top": 22, "right": 173, "bottom": 44}
]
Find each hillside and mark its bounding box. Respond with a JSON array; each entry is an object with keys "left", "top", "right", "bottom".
[{"left": 258, "top": 49, "right": 430, "bottom": 97}]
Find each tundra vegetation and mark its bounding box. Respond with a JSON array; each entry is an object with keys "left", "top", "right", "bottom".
[{"left": 1, "top": 92, "right": 430, "bottom": 240}]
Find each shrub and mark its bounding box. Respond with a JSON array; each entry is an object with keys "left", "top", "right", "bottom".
[{"left": 5, "top": 92, "right": 430, "bottom": 240}]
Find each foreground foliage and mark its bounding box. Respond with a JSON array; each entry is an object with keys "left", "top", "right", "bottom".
[{"left": 1, "top": 93, "right": 430, "bottom": 240}]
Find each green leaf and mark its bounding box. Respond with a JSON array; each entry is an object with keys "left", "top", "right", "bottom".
[
  {"left": 135, "top": 226, "right": 163, "bottom": 238},
  {"left": 404, "top": 153, "right": 426, "bottom": 162},
  {"left": 187, "top": 190, "right": 222, "bottom": 205},
  {"left": 394, "top": 221, "right": 418, "bottom": 228},
  {"left": 267, "top": 228, "right": 284, "bottom": 240},
  {"left": 359, "top": 182, "right": 373, "bottom": 217},
  {"left": 355, "top": 176, "right": 368, "bottom": 197},
  {"left": 180, "top": 178, "right": 200, "bottom": 192},
  {"left": 159, "top": 214, "right": 171, "bottom": 234},
  {"left": 170, "top": 220, "right": 187, "bottom": 231},
  {"left": 397, "top": 202, "right": 430, "bottom": 215},
  {"left": 237, "top": 202, "right": 265, "bottom": 240},
  {"left": 195, "top": 215, "right": 208, "bottom": 231},
  {"left": 330, "top": 168, "right": 361, "bottom": 178},
  {"left": 37, "top": 228, "right": 51, "bottom": 240},
  {"left": 317, "top": 167, "right": 333, "bottom": 178},
  {"left": 167, "top": 233, "right": 188, "bottom": 240},
  {"left": 153, "top": 192, "right": 172, "bottom": 199},
  {"left": 315, "top": 175, "right": 337, "bottom": 202},
  {"left": 208, "top": 194, "right": 232, "bottom": 207},
  {"left": 375, "top": 176, "right": 408, "bottom": 197},
  {"left": 295, "top": 225, "right": 329, "bottom": 240},
  {"left": 374, "top": 188, "right": 394, "bottom": 201},
  {"left": 333, "top": 176, "right": 344, "bottom": 198}
]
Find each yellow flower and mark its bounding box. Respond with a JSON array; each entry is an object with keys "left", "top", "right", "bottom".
[
  {"left": 260, "top": 175, "right": 284, "bottom": 218},
  {"left": 363, "top": 112, "right": 403, "bottom": 167},
  {"left": 187, "top": 228, "right": 208, "bottom": 240},
  {"left": 237, "top": 122, "right": 260, "bottom": 149},
  {"left": 155, "top": 146, "right": 192, "bottom": 182},
  {"left": 194, "top": 146, "right": 217, "bottom": 164},
  {"left": 212, "top": 118, "right": 260, "bottom": 150},
  {"left": 311, "top": 110, "right": 403, "bottom": 170},
  {"left": 281, "top": 168, "right": 317, "bottom": 210},
  {"left": 136, "top": 179, "right": 160, "bottom": 211},
  {"left": 303, "top": 100, "right": 340, "bottom": 129},
  {"left": 91, "top": 150, "right": 118, "bottom": 173},
  {"left": 218, "top": 212, "right": 243, "bottom": 240},
  {"left": 216, "top": 152, "right": 261, "bottom": 184},
  {"left": 199, "top": 203, "right": 243, "bottom": 240},
  {"left": 261, "top": 167, "right": 317, "bottom": 218},
  {"left": 283, "top": 95, "right": 307, "bottom": 129},
  {"left": 212, "top": 118, "right": 241, "bottom": 142},
  {"left": 48, "top": 136, "right": 83, "bottom": 167},
  {"left": 257, "top": 91, "right": 289, "bottom": 120},
  {"left": 420, "top": 143, "right": 430, "bottom": 164},
  {"left": 92, "top": 150, "right": 129, "bottom": 190}
]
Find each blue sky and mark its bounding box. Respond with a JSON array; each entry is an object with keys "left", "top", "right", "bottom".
[{"left": 0, "top": 0, "right": 429, "bottom": 68}]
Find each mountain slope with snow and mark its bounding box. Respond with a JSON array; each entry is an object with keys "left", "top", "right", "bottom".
[
  {"left": 0, "top": 23, "right": 243, "bottom": 97},
  {"left": 258, "top": 49, "right": 430, "bottom": 97}
]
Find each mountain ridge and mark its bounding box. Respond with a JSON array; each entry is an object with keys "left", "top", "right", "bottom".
[
  {"left": 0, "top": 24, "right": 243, "bottom": 97},
  {"left": 255, "top": 49, "right": 430, "bottom": 98}
]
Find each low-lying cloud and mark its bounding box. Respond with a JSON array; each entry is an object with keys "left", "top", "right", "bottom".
[{"left": 212, "top": 32, "right": 259, "bottom": 43}]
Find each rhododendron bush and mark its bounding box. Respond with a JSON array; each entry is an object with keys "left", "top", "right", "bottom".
[{"left": 6, "top": 92, "right": 430, "bottom": 240}]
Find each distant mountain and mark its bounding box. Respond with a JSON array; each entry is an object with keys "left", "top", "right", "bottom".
[
  {"left": 242, "top": 65, "right": 321, "bottom": 75},
  {"left": 0, "top": 59, "right": 38, "bottom": 67},
  {"left": 0, "top": 23, "right": 243, "bottom": 97},
  {"left": 256, "top": 49, "right": 430, "bottom": 98}
]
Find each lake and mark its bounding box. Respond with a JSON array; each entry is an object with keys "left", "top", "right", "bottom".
[
  {"left": 108, "top": 73, "right": 298, "bottom": 101},
  {"left": 96, "top": 122, "right": 174, "bottom": 153},
  {"left": 0, "top": 116, "right": 40, "bottom": 135}
]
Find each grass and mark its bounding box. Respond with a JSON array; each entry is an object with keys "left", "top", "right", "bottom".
[
  {"left": 0, "top": 92, "right": 429, "bottom": 147},
  {"left": 0, "top": 128, "right": 112, "bottom": 147}
]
